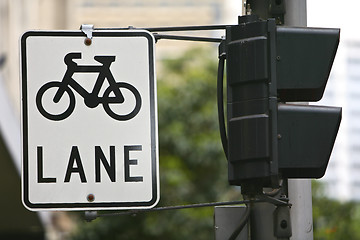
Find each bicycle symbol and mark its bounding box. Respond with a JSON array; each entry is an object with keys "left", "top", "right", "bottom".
[{"left": 36, "top": 52, "right": 141, "bottom": 121}]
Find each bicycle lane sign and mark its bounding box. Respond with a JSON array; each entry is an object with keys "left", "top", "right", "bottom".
[{"left": 20, "top": 30, "right": 159, "bottom": 211}]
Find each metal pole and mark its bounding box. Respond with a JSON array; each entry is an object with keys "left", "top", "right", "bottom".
[
  {"left": 284, "top": 0, "right": 307, "bottom": 27},
  {"left": 250, "top": 202, "right": 276, "bottom": 240},
  {"left": 214, "top": 206, "right": 249, "bottom": 240},
  {"left": 284, "top": 1, "right": 314, "bottom": 240},
  {"left": 288, "top": 180, "right": 313, "bottom": 240}
]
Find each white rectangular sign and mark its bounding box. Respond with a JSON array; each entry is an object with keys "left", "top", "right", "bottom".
[{"left": 21, "top": 30, "right": 159, "bottom": 211}]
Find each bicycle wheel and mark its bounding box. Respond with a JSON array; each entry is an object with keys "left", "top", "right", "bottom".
[
  {"left": 36, "top": 81, "right": 75, "bottom": 121},
  {"left": 102, "top": 82, "right": 142, "bottom": 121}
]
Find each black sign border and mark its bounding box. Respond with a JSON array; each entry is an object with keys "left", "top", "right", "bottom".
[{"left": 21, "top": 30, "right": 159, "bottom": 210}]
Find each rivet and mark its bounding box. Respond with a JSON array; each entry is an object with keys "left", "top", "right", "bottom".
[
  {"left": 84, "top": 38, "right": 92, "bottom": 46},
  {"left": 87, "top": 193, "right": 95, "bottom": 202}
]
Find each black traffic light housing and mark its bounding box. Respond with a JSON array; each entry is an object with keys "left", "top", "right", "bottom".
[{"left": 225, "top": 15, "right": 341, "bottom": 189}]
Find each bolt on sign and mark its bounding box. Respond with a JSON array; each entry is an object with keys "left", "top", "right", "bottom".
[{"left": 20, "top": 29, "right": 159, "bottom": 211}]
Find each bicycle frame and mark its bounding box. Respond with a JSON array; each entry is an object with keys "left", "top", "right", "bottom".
[{"left": 53, "top": 52, "right": 124, "bottom": 108}]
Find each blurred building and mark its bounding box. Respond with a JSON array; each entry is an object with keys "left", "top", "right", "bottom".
[
  {"left": 308, "top": 0, "right": 360, "bottom": 201},
  {"left": 316, "top": 41, "right": 360, "bottom": 201}
]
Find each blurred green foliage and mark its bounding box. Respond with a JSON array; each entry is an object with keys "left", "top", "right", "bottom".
[
  {"left": 313, "top": 181, "right": 360, "bottom": 240},
  {"left": 70, "top": 47, "right": 240, "bottom": 240}
]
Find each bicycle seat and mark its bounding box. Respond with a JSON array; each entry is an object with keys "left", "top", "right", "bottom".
[{"left": 94, "top": 56, "right": 116, "bottom": 64}]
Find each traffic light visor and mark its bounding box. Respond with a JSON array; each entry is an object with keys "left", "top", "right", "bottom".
[
  {"left": 276, "top": 27, "right": 340, "bottom": 102},
  {"left": 278, "top": 104, "right": 342, "bottom": 178}
]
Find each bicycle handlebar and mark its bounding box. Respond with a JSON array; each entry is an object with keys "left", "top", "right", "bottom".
[{"left": 64, "top": 52, "right": 82, "bottom": 66}]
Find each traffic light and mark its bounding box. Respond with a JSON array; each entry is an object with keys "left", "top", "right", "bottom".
[{"left": 225, "top": 15, "right": 341, "bottom": 189}]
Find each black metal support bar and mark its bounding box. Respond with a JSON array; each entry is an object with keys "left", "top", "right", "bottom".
[
  {"left": 97, "top": 200, "right": 252, "bottom": 218},
  {"left": 84, "top": 194, "right": 289, "bottom": 222},
  {"left": 94, "top": 25, "right": 230, "bottom": 43},
  {"left": 145, "top": 24, "right": 230, "bottom": 32},
  {"left": 154, "top": 34, "right": 223, "bottom": 43},
  {"left": 95, "top": 24, "right": 231, "bottom": 32}
]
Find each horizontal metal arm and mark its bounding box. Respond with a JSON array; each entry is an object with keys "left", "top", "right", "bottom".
[
  {"left": 84, "top": 199, "right": 253, "bottom": 221},
  {"left": 94, "top": 25, "right": 231, "bottom": 43},
  {"left": 154, "top": 34, "right": 223, "bottom": 43},
  {"left": 145, "top": 24, "right": 230, "bottom": 32},
  {"left": 83, "top": 194, "right": 290, "bottom": 222},
  {"left": 95, "top": 24, "right": 232, "bottom": 32}
]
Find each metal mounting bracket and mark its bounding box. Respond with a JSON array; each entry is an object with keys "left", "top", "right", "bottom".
[{"left": 80, "top": 24, "right": 94, "bottom": 39}]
